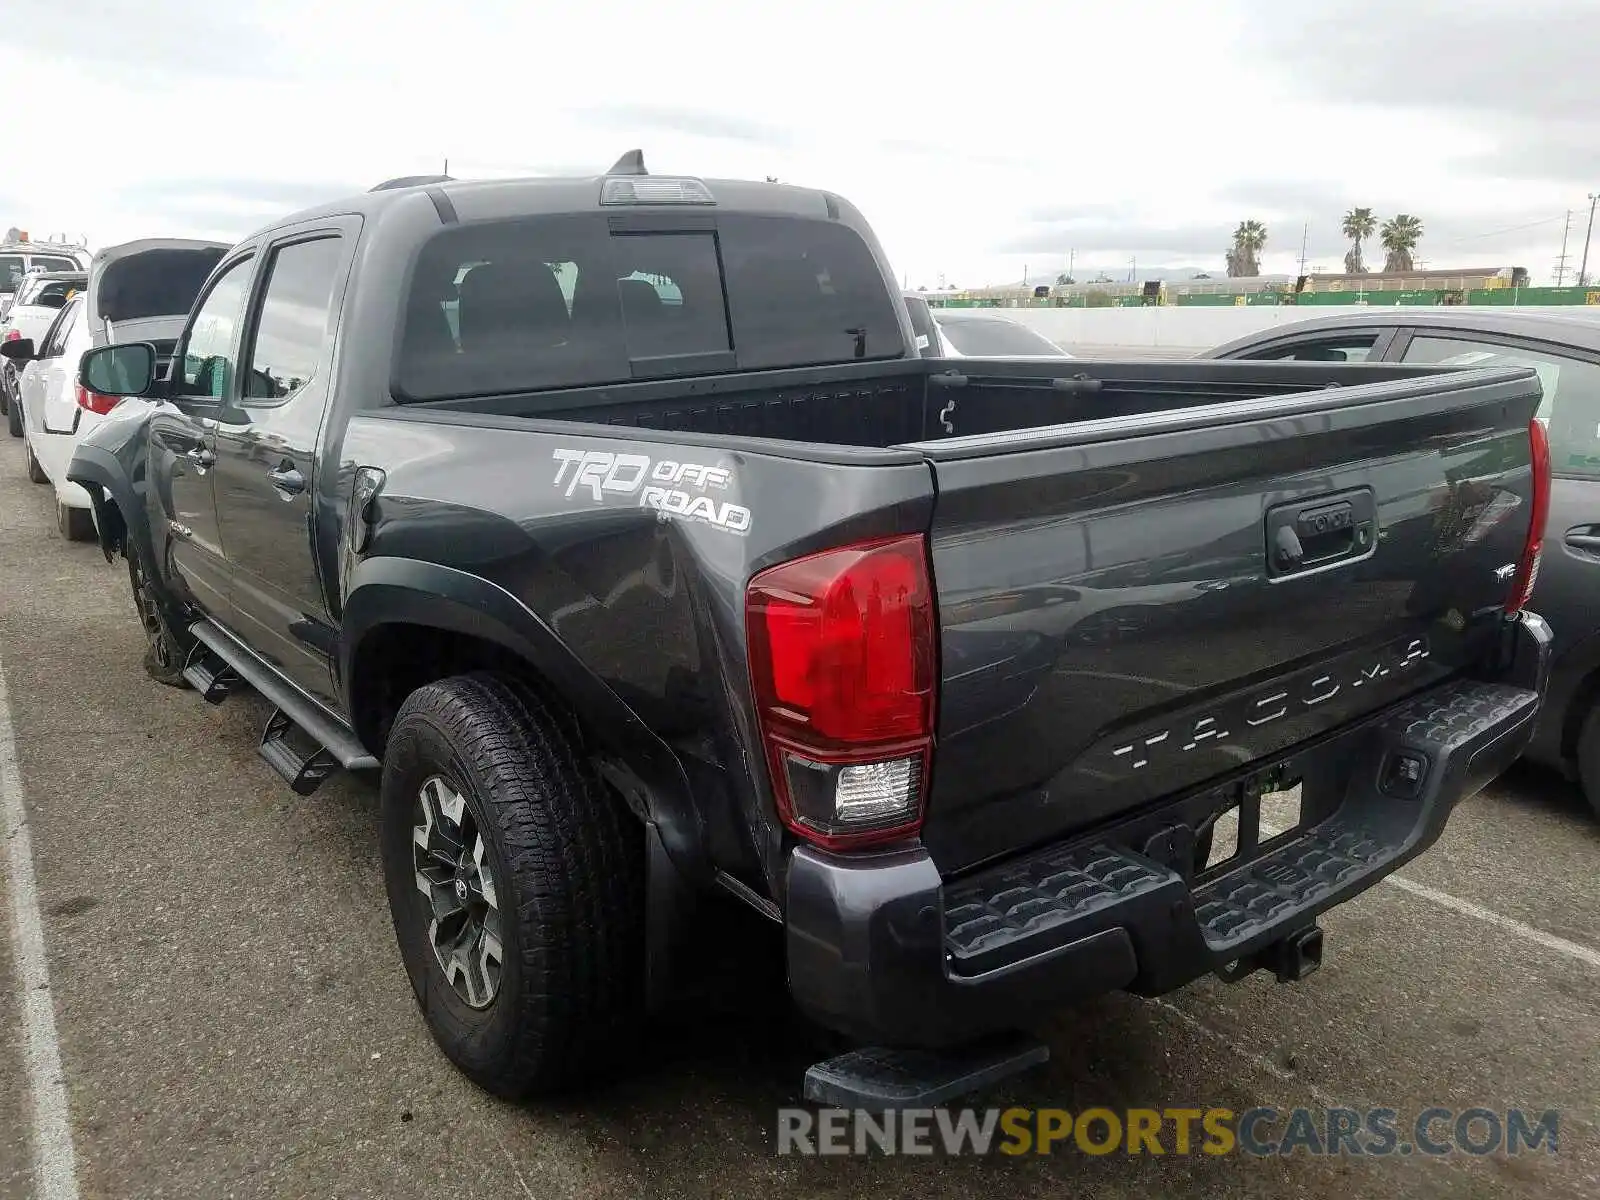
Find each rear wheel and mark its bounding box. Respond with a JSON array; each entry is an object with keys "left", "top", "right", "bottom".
[
  {"left": 1578, "top": 704, "right": 1600, "bottom": 818},
  {"left": 126, "top": 541, "right": 191, "bottom": 688},
  {"left": 0, "top": 362, "right": 12, "bottom": 414},
  {"left": 57, "top": 502, "right": 94, "bottom": 542},
  {"left": 380, "top": 672, "right": 645, "bottom": 1098}
]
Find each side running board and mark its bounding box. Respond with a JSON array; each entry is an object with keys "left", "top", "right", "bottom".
[{"left": 187, "top": 619, "right": 379, "bottom": 796}]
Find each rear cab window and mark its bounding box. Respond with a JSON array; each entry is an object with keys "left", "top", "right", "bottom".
[{"left": 395, "top": 212, "right": 903, "bottom": 401}]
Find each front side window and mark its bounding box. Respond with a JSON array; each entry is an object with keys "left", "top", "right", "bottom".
[
  {"left": 240, "top": 237, "right": 343, "bottom": 405},
  {"left": 39, "top": 297, "right": 82, "bottom": 358},
  {"left": 0, "top": 256, "right": 23, "bottom": 292},
  {"left": 1402, "top": 334, "right": 1600, "bottom": 478},
  {"left": 177, "top": 258, "right": 253, "bottom": 399}
]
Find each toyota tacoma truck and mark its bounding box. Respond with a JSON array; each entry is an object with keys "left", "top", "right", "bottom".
[{"left": 67, "top": 153, "right": 1552, "bottom": 1108}]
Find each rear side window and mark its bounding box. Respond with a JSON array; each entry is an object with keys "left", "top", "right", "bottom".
[
  {"left": 394, "top": 212, "right": 900, "bottom": 401},
  {"left": 0, "top": 256, "right": 23, "bottom": 291},
  {"left": 1241, "top": 334, "right": 1384, "bottom": 362},
  {"left": 240, "top": 237, "right": 344, "bottom": 406},
  {"left": 1402, "top": 334, "right": 1600, "bottom": 479}
]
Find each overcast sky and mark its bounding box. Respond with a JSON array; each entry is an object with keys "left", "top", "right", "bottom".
[{"left": 3, "top": 0, "right": 1596, "bottom": 286}]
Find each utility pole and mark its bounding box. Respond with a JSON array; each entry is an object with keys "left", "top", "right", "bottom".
[
  {"left": 1554, "top": 210, "right": 1573, "bottom": 286},
  {"left": 1580, "top": 192, "right": 1598, "bottom": 287},
  {"left": 1068, "top": 248, "right": 1075, "bottom": 280},
  {"left": 1298, "top": 222, "right": 1309, "bottom": 276}
]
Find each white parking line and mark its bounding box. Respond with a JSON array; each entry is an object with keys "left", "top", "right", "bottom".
[
  {"left": 1257, "top": 819, "right": 1600, "bottom": 971},
  {"left": 0, "top": 649, "right": 82, "bottom": 1200},
  {"left": 1382, "top": 873, "right": 1600, "bottom": 970}
]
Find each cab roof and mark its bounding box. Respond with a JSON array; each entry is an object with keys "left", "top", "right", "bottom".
[{"left": 240, "top": 152, "right": 859, "bottom": 245}]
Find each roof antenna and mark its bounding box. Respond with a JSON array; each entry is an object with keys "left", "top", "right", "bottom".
[{"left": 607, "top": 149, "right": 648, "bottom": 176}]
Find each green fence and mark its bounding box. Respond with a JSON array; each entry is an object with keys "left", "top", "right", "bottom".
[{"left": 927, "top": 286, "right": 1600, "bottom": 310}]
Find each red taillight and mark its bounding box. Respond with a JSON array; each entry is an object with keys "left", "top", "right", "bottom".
[
  {"left": 746, "top": 534, "right": 937, "bottom": 850},
  {"left": 3, "top": 328, "right": 18, "bottom": 342},
  {"left": 74, "top": 379, "right": 121, "bottom": 416},
  {"left": 1505, "top": 417, "right": 1550, "bottom": 616}
]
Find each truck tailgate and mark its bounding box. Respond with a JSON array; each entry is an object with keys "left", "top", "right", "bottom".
[{"left": 913, "top": 367, "right": 1543, "bottom": 874}]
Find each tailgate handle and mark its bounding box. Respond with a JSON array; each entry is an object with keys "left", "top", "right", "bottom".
[{"left": 1265, "top": 488, "right": 1376, "bottom": 579}]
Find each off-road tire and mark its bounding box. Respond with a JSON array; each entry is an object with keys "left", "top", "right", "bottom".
[
  {"left": 126, "top": 541, "right": 191, "bottom": 688},
  {"left": 380, "top": 672, "right": 645, "bottom": 1098},
  {"left": 1578, "top": 703, "right": 1600, "bottom": 818},
  {"left": 57, "top": 502, "right": 94, "bottom": 542},
  {"left": 26, "top": 442, "right": 46, "bottom": 483}
]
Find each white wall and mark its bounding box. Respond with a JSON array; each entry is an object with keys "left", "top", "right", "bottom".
[{"left": 996, "top": 304, "right": 1599, "bottom": 353}]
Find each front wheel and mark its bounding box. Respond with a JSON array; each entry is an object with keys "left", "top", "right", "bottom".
[
  {"left": 380, "top": 672, "right": 645, "bottom": 1098},
  {"left": 7, "top": 396, "right": 23, "bottom": 438},
  {"left": 25, "top": 441, "right": 47, "bottom": 484},
  {"left": 126, "top": 541, "right": 192, "bottom": 687}
]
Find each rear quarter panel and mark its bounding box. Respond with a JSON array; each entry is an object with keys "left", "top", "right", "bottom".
[{"left": 335, "top": 410, "right": 935, "bottom": 892}]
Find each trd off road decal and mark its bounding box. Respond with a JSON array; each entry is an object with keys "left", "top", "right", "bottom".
[{"left": 551, "top": 449, "right": 752, "bottom": 536}]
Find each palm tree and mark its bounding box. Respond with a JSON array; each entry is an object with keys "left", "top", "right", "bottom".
[
  {"left": 1226, "top": 220, "right": 1267, "bottom": 277},
  {"left": 1341, "top": 207, "right": 1376, "bottom": 274},
  {"left": 1055, "top": 272, "right": 1076, "bottom": 286},
  {"left": 1380, "top": 214, "right": 1424, "bottom": 273}
]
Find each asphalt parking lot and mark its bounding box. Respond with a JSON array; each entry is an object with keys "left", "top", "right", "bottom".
[{"left": 1, "top": 449, "right": 1597, "bottom": 1200}]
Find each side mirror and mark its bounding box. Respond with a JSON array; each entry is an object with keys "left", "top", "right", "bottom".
[
  {"left": 79, "top": 342, "right": 157, "bottom": 397},
  {"left": 0, "top": 337, "right": 35, "bottom": 361}
]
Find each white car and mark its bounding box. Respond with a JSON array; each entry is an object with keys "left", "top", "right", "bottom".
[
  {"left": 2, "top": 271, "right": 86, "bottom": 426},
  {"left": 2, "top": 238, "right": 226, "bottom": 539},
  {"left": 931, "top": 309, "right": 1074, "bottom": 358}
]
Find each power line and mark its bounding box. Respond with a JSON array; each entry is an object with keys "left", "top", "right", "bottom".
[{"left": 1434, "top": 214, "right": 1568, "bottom": 248}]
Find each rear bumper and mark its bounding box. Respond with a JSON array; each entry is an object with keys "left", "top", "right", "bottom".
[{"left": 785, "top": 612, "right": 1551, "bottom": 1048}]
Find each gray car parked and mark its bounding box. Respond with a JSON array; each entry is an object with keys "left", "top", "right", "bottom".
[{"left": 1206, "top": 307, "right": 1600, "bottom": 813}]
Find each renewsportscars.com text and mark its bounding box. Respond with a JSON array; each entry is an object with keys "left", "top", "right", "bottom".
[{"left": 775, "top": 1106, "right": 1560, "bottom": 1157}]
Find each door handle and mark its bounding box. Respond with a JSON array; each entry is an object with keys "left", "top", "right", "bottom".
[
  {"left": 187, "top": 446, "right": 215, "bottom": 469},
  {"left": 1564, "top": 529, "right": 1600, "bottom": 552},
  {"left": 267, "top": 465, "right": 306, "bottom": 497}
]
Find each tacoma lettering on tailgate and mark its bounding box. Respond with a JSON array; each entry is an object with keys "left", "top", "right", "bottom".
[
  {"left": 1107, "top": 636, "right": 1431, "bottom": 773},
  {"left": 550, "top": 448, "right": 752, "bottom": 536}
]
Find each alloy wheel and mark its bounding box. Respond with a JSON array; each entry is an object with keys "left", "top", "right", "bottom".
[
  {"left": 413, "top": 776, "right": 504, "bottom": 1009},
  {"left": 129, "top": 551, "right": 180, "bottom": 671}
]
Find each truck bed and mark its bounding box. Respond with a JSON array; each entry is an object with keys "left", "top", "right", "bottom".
[{"left": 413, "top": 358, "right": 1444, "bottom": 450}]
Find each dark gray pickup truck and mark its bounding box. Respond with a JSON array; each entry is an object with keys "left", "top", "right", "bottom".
[{"left": 67, "top": 154, "right": 1552, "bottom": 1108}]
